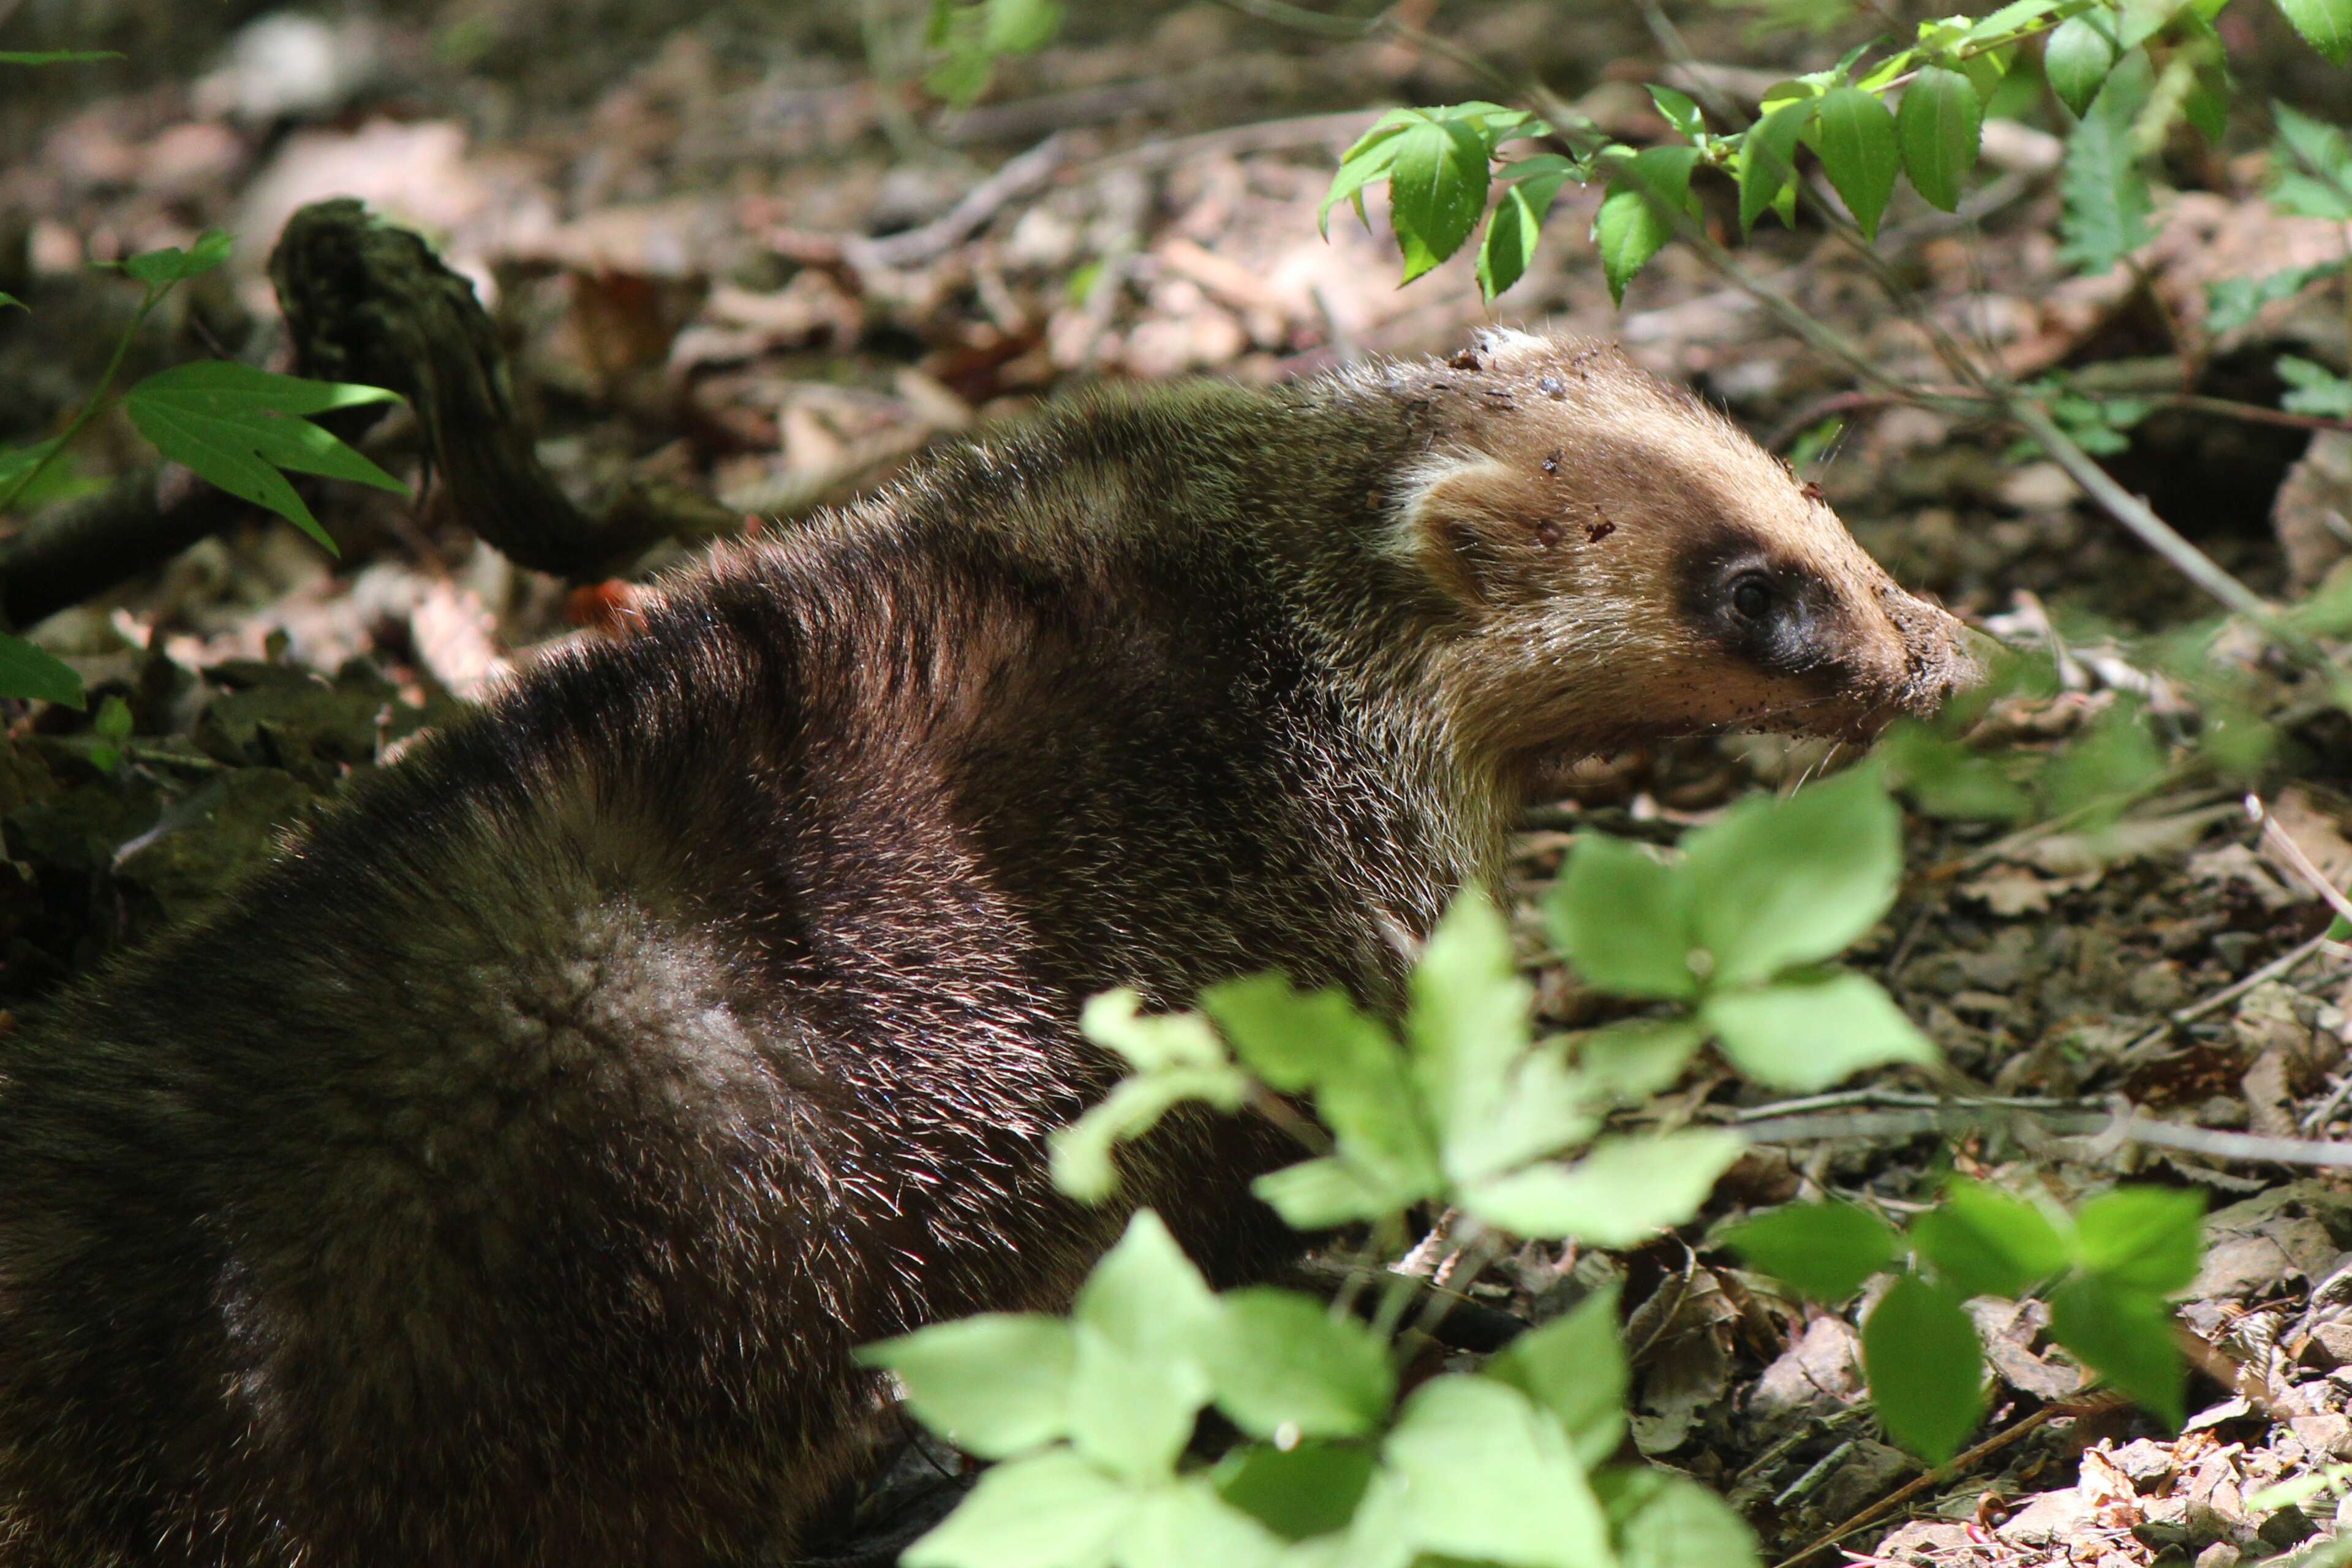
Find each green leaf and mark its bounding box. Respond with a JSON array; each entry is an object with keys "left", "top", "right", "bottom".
[
  {"left": 1476, "top": 167, "right": 1571, "bottom": 301},
  {"left": 1115, "top": 1480, "right": 1287, "bottom": 1568},
  {"left": 1724, "top": 1200, "right": 1899, "bottom": 1302},
  {"left": 856, "top": 1314, "right": 1075, "bottom": 1458},
  {"left": 981, "top": 0, "right": 1060, "bottom": 54},
  {"left": 1910, "top": 1180, "right": 2072, "bottom": 1299},
  {"left": 2058, "top": 50, "right": 2155, "bottom": 273},
  {"left": 1877, "top": 723, "right": 2030, "bottom": 821},
  {"left": 2274, "top": 103, "right": 2352, "bottom": 193},
  {"left": 1050, "top": 1070, "right": 1247, "bottom": 1203},
  {"left": 108, "top": 229, "right": 235, "bottom": 287},
  {"left": 2075, "top": 1186, "right": 2205, "bottom": 1295},
  {"left": 1861, "top": 1275, "right": 1986, "bottom": 1463},
  {"left": 1251, "top": 1155, "right": 1424, "bottom": 1229},
  {"left": 2280, "top": 355, "right": 2352, "bottom": 418},
  {"left": 0, "top": 48, "right": 123, "bottom": 65},
  {"left": 1739, "top": 98, "right": 1817, "bottom": 234},
  {"left": 1483, "top": 1283, "right": 1627, "bottom": 1466},
  {"left": 2275, "top": 0, "right": 2352, "bottom": 62},
  {"left": 1896, "top": 67, "right": 1983, "bottom": 211},
  {"left": 1205, "top": 1289, "right": 1395, "bottom": 1439},
  {"left": 0, "top": 292, "right": 21, "bottom": 311},
  {"left": 2041, "top": 14, "right": 2117, "bottom": 117},
  {"left": 1387, "top": 116, "right": 1491, "bottom": 282},
  {"left": 0, "top": 632, "right": 85, "bottom": 709},
  {"left": 1382, "top": 1377, "right": 1615, "bottom": 1568},
  {"left": 2038, "top": 699, "right": 2163, "bottom": 823},
  {"left": 1810, "top": 85, "right": 1901, "bottom": 238},
  {"left": 1646, "top": 85, "right": 1706, "bottom": 140},
  {"left": 2207, "top": 263, "right": 2339, "bottom": 334},
  {"left": 902, "top": 1449, "right": 1132, "bottom": 1568},
  {"left": 1593, "top": 145, "right": 1701, "bottom": 304},
  {"left": 2049, "top": 1273, "right": 2185, "bottom": 1425},
  {"left": 1071, "top": 1324, "right": 1196, "bottom": 1480},
  {"left": 124, "top": 362, "right": 406, "bottom": 552},
  {"left": 1703, "top": 971, "right": 1937, "bottom": 1091},
  {"left": 1068, "top": 1214, "right": 1218, "bottom": 1480},
  {"left": 1572, "top": 1018, "right": 1706, "bottom": 1102},
  {"left": 1463, "top": 1129, "right": 1743, "bottom": 1245},
  {"left": 1406, "top": 892, "right": 1534, "bottom": 1169},
  {"left": 1679, "top": 766, "right": 1903, "bottom": 988},
  {"left": 1321, "top": 111, "right": 1420, "bottom": 237},
  {"left": 1546, "top": 834, "right": 1695, "bottom": 1000},
  {"left": 1460, "top": 1045, "right": 1602, "bottom": 1183},
  {"left": 1199, "top": 974, "right": 1379, "bottom": 1094},
  {"left": 1080, "top": 987, "right": 1227, "bottom": 1072},
  {"left": 1599, "top": 1468, "right": 1763, "bottom": 1568},
  {"left": 1212, "top": 1441, "right": 1377, "bottom": 1542}
]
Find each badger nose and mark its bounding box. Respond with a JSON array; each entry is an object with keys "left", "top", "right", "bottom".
[{"left": 1879, "top": 588, "right": 1982, "bottom": 715}]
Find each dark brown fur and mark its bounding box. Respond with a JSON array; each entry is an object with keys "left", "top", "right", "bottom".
[{"left": 0, "top": 333, "right": 1973, "bottom": 1566}]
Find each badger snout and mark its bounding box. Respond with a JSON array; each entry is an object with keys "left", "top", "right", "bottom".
[{"left": 1882, "top": 590, "right": 1981, "bottom": 717}]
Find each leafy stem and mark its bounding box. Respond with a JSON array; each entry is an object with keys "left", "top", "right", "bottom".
[{"left": 0, "top": 281, "right": 163, "bottom": 516}]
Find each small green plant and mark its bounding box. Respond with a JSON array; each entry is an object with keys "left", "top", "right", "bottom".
[
  {"left": 1325, "top": 0, "right": 2347, "bottom": 305},
  {"left": 922, "top": 0, "right": 1062, "bottom": 105},
  {"left": 0, "top": 230, "right": 409, "bottom": 709},
  {"left": 1728, "top": 1179, "right": 2205, "bottom": 1460},
  {"left": 860, "top": 768, "right": 2196, "bottom": 1566}
]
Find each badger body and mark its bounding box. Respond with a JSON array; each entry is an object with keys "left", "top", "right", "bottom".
[{"left": 0, "top": 334, "right": 1972, "bottom": 1566}]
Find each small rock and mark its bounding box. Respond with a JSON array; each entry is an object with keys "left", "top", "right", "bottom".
[{"left": 2001, "top": 1487, "right": 2094, "bottom": 1547}]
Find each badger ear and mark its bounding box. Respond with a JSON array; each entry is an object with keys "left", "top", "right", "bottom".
[{"left": 1391, "top": 454, "right": 1548, "bottom": 611}]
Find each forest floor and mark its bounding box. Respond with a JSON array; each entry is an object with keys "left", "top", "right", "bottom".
[{"left": 7, "top": 2, "right": 2352, "bottom": 1564}]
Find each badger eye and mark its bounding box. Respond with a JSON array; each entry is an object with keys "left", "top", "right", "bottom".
[{"left": 1729, "top": 572, "right": 1774, "bottom": 622}]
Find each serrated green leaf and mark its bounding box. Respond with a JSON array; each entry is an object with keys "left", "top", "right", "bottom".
[
  {"left": 2051, "top": 11, "right": 2126, "bottom": 115},
  {"left": 2059, "top": 50, "right": 2155, "bottom": 273},
  {"left": 856, "top": 1314, "right": 1074, "bottom": 1458},
  {"left": 1724, "top": 1200, "right": 1899, "bottom": 1302},
  {"left": 1910, "top": 1180, "right": 2072, "bottom": 1299},
  {"left": 1199, "top": 973, "right": 1382, "bottom": 1094},
  {"left": 1593, "top": 145, "right": 1701, "bottom": 304},
  {"left": 1069, "top": 1214, "right": 1217, "bottom": 1480},
  {"left": 124, "top": 361, "right": 405, "bottom": 552},
  {"left": 1484, "top": 1283, "right": 1626, "bottom": 1466},
  {"left": 0, "top": 632, "right": 85, "bottom": 709},
  {"left": 1703, "top": 971, "right": 1937, "bottom": 1091},
  {"left": 1863, "top": 1275, "right": 1986, "bottom": 1463},
  {"left": 1740, "top": 98, "right": 1818, "bottom": 234},
  {"left": 1071, "top": 1323, "right": 1195, "bottom": 1480},
  {"left": 1599, "top": 1467, "right": 1763, "bottom": 1568},
  {"left": 1383, "top": 1378, "right": 1615, "bottom": 1568},
  {"left": 1546, "top": 832, "right": 1695, "bottom": 999},
  {"left": 1476, "top": 167, "right": 1570, "bottom": 301},
  {"left": 1050, "top": 1069, "right": 1248, "bottom": 1203},
  {"left": 903, "top": 1449, "right": 1132, "bottom": 1568},
  {"left": 2275, "top": 0, "right": 2352, "bottom": 63},
  {"left": 1679, "top": 765, "right": 1903, "bottom": 987},
  {"left": 1897, "top": 67, "right": 1983, "bottom": 211},
  {"left": 1387, "top": 116, "right": 1491, "bottom": 282},
  {"left": 1252, "top": 1155, "right": 1425, "bottom": 1229},
  {"left": 1321, "top": 111, "right": 1419, "bottom": 238},
  {"left": 1463, "top": 1129, "right": 1743, "bottom": 1245},
  {"left": 1810, "top": 85, "right": 1901, "bottom": 238},
  {"left": 2280, "top": 355, "right": 2352, "bottom": 418},
  {"left": 1211, "top": 1441, "right": 1378, "bottom": 1542},
  {"left": 1115, "top": 1481, "right": 1287, "bottom": 1568},
  {"left": 1406, "top": 892, "right": 1532, "bottom": 1163},
  {"left": 1572, "top": 1018, "right": 1706, "bottom": 1102},
  {"left": 2075, "top": 1186, "right": 2205, "bottom": 1295},
  {"left": 1205, "top": 1289, "right": 1395, "bottom": 1439},
  {"left": 2050, "top": 1273, "right": 2185, "bottom": 1425}
]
